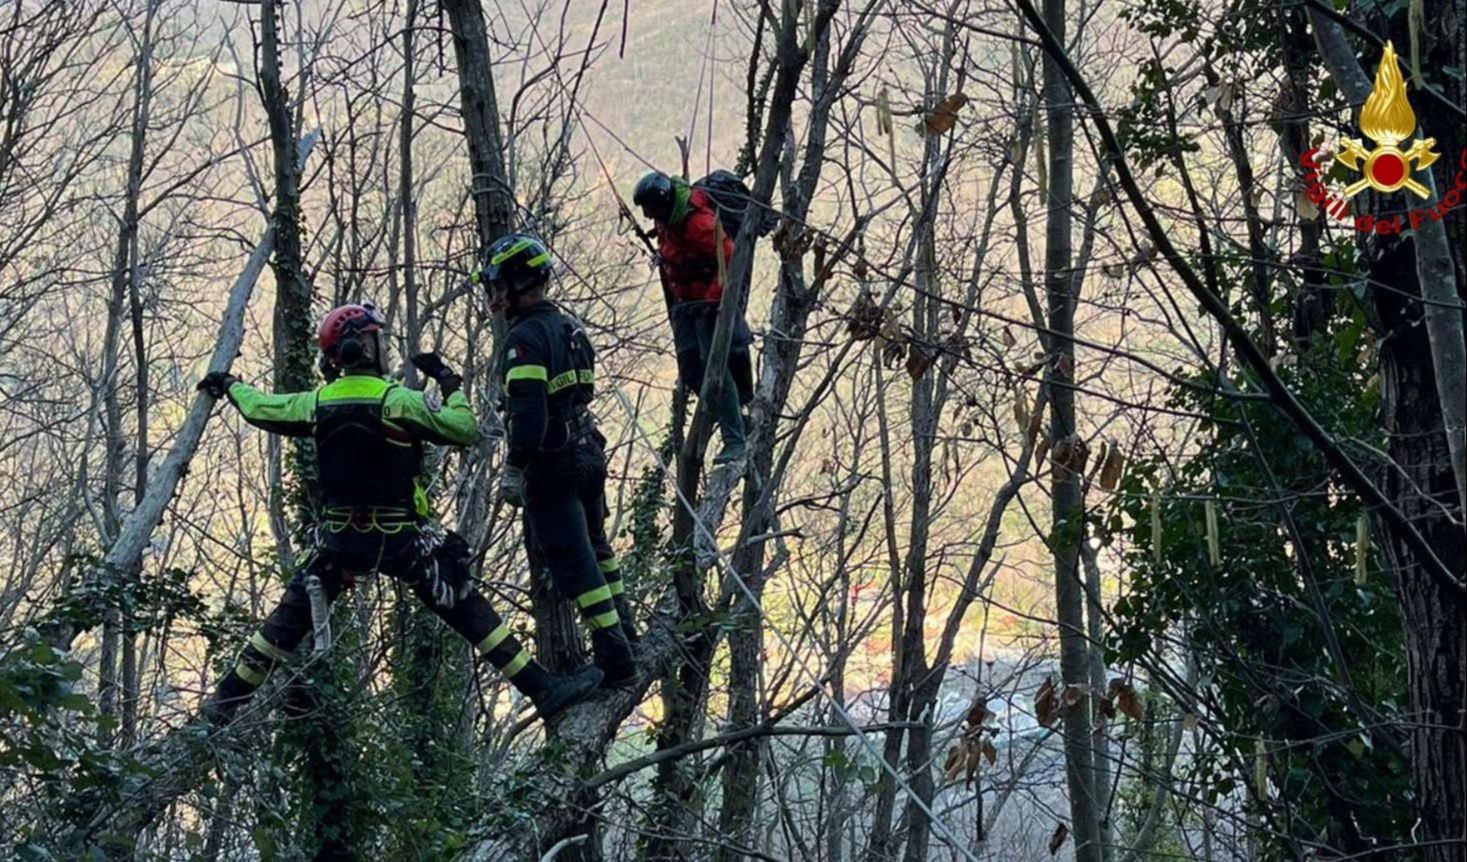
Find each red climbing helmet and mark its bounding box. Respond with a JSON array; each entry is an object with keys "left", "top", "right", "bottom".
[{"left": 317, "top": 302, "right": 386, "bottom": 355}]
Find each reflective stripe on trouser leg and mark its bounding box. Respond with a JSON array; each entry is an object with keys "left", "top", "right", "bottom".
[
  {"left": 575, "top": 586, "right": 621, "bottom": 630},
  {"left": 233, "top": 657, "right": 268, "bottom": 686},
  {"left": 475, "top": 622, "right": 533, "bottom": 678},
  {"left": 249, "top": 631, "right": 293, "bottom": 664},
  {"left": 599, "top": 557, "right": 624, "bottom": 595}
]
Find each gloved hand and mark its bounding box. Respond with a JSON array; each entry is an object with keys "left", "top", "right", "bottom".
[
  {"left": 319, "top": 353, "right": 340, "bottom": 383},
  {"left": 498, "top": 464, "right": 527, "bottom": 507},
  {"left": 411, "top": 352, "right": 463, "bottom": 396},
  {"left": 197, "top": 371, "right": 240, "bottom": 399},
  {"left": 420, "top": 531, "right": 473, "bottom": 609}
]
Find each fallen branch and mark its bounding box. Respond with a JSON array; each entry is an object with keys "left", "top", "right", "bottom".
[{"left": 47, "top": 129, "right": 323, "bottom": 653}]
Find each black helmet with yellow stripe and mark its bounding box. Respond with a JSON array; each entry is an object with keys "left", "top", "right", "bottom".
[{"left": 477, "top": 232, "right": 553, "bottom": 298}]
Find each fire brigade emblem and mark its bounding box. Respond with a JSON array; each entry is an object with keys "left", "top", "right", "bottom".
[{"left": 1336, "top": 41, "right": 1440, "bottom": 199}]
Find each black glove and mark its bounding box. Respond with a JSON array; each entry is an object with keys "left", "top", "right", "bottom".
[
  {"left": 319, "top": 353, "right": 340, "bottom": 383},
  {"left": 499, "top": 464, "right": 527, "bottom": 507},
  {"left": 419, "top": 531, "right": 473, "bottom": 609},
  {"left": 197, "top": 371, "right": 239, "bottom": 399},
  {"left": 411, "top": 352, "right": 463, "bottom": 396}
]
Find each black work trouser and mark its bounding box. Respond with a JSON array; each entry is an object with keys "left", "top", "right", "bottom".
[
  {"left": 213, "top": 526, "right": 544, "bottom": 724},
  {"left": 523, "top": 441, "right": 630, "bottom": 639}
]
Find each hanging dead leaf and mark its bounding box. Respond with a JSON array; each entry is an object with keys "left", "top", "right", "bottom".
[
  {"left": 917, "top": 92, "right": 968, "bottom": 137},
  {"left": 1013, "top": 390, "right": 1031, "bottom": 434},
  {"left": 981, "top": 738, "right": 998, "bottom": 765},
  {"left": 882, "top": 338, "right": 906, "bottom": 369},
  {"left": 1049, "top": 822, "right": 1069, "bottom": 855},
  {"left": 905, "top": 345, "right": 934, "bottom": 380},
  {"left": 1117, "top": 682, "right": 1144, "bottom": 721},
  {"left": 1098, "top": 443, "right": 1126, "bottom": 491},
  {"left": 1098, "top": 694, "right": 1116, "bottom": 720},
  {"left": 853, "top": 257, "right": 870, "bottom": 281},
  {"left": 1016, "top": 356, "right": 1047, "bottom": 378},
  {"left": 847, "top": 293, "right": 883, "bottom": 341},
  {"left": 1089, "top": 441, "right": 1108, "bottom": 484},
  {"left": 964, "top": 742, "right": 982, "bottom": 785},
  {"left": 1035, "top": 676, "right": 1060, "bottom": 727},
  {"left": 967, "top": 699, "right": 993, "bottom": 727},
  {"left": 876, "top": 86, "right": 894, "bottom": 136},
  {"left": 1051, "top": 434, "right": 1090, "bottom": 478},
  {"left": 1001, "top": 325, "right": 1017, "bottom": 348},
  {"left": 943, "top": 745, "right": 965, "bottom": 781}
]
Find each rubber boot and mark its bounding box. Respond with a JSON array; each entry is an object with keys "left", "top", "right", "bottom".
[
  {"left": 521, "top": 664, "right": 604, "bottom": 721},
  {"left": 591, "top": 627, "right": 638, "bottom": 689}
]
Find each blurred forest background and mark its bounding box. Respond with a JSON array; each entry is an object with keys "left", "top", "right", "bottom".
[{"left": 0, "top": 0, "right": 1462, "bottom": 860}]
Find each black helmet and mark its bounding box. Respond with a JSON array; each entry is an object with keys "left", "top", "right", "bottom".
[
  {"left": 633, "top": 171, "right": 675, "bottom": 223},
  {"left": 477, "top": 232, "right": 553, "bottom": 297}
]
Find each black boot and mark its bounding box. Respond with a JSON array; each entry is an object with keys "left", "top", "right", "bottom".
[
  {"left": 202, "top": 670, "right": 259, "bottom": 728},
  {"left": 591, "top": 627, "right": 638, "bottom": 689},
  {"left": 612, "top": 595, "right": 640, "bottom": 647},
  {"left": 521, "top": 664, "right": 604, "bottom": 721}
]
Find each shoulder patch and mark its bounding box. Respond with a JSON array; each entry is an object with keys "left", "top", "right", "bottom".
[{"left": 424, "top": 391, "right": 442, "bottom": 412}]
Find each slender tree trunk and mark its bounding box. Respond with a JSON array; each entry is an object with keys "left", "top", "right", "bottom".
[
  {"left": 715, "top": 4, "right": 857, "bottom": 855},
  {"left": 1042, "top": 0, "right": 1102, "bottom": 859},
  {"left": 97, "top": 0, "right": 159, "bottom": 750}
]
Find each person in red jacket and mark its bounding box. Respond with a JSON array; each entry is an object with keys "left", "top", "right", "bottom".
[{"left": 634, "top": 170, "right": 747, "bottom": 464}]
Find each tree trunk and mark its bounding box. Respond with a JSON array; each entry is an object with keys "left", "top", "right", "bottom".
[{"left": 1041, "top": 0, "right": 1103, "bottom": 859}]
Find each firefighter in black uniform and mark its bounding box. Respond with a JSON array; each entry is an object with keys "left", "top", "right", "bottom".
[
  {"left": 198, "top": 301, "right": 602, "bottom": 726},
  {"left": 476, "top": 232, "right": 639, "bottom": 686}
]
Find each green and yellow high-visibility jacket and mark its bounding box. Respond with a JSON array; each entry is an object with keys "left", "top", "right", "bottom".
[{"left": 225, "top": 374, "right": 479, "bottom": 522}]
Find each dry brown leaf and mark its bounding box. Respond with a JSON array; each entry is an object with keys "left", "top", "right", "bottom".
[
  {"left": 1033, "top": 436, "right": 1051, "bottom": 467},
  {"left": 964, "top": 743, "right": 982, "bottom": 785},
  {"left": 967, "top": 699, "right": 993, "bottom": 728},
  {"left": 943, "top": 745, "right": 964, "bottom": 781},
  {"left": 1035, "top": 677, "right": 1060, "bottom": 727},
  {"left": 905, "top": 345, "right": 934, "bottom": 380},
  {"left": 1117, "top": 683, "right": 1144, "bottom": 721},
  {"left": 1001, "top": 325, "right": 1017, "bottom": 348},
  {"left": 847, "top": 293, "right": 882, "bottom": 341},
  {"left": 982, "top": 739, "right": 998, "bottom": 765},
  {"left": 1049, "top": 822, "right": 1069, "bottom": 855},
  {"left": 917, "top": 92, "right": 968, "bottom": 136},
  {"left": 1098, "top": 443, "right": 1126, "bottom": 491}
]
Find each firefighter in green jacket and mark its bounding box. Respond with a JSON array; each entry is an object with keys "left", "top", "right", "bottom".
[{"left": 198, "top": 301, "right": 601, "bottom": 727}]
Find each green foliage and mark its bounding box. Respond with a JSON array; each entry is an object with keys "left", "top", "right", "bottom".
[
  {"left": 0, "top": 630, "right": 153, "bottom": 857},
  {"left": 1105, "top": 338, "right": 1412, "bottom": 854}
]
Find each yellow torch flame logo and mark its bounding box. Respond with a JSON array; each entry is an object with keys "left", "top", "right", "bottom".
[{"left": 1336, "top": 41, "right": 1440, "bottom": 198}]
